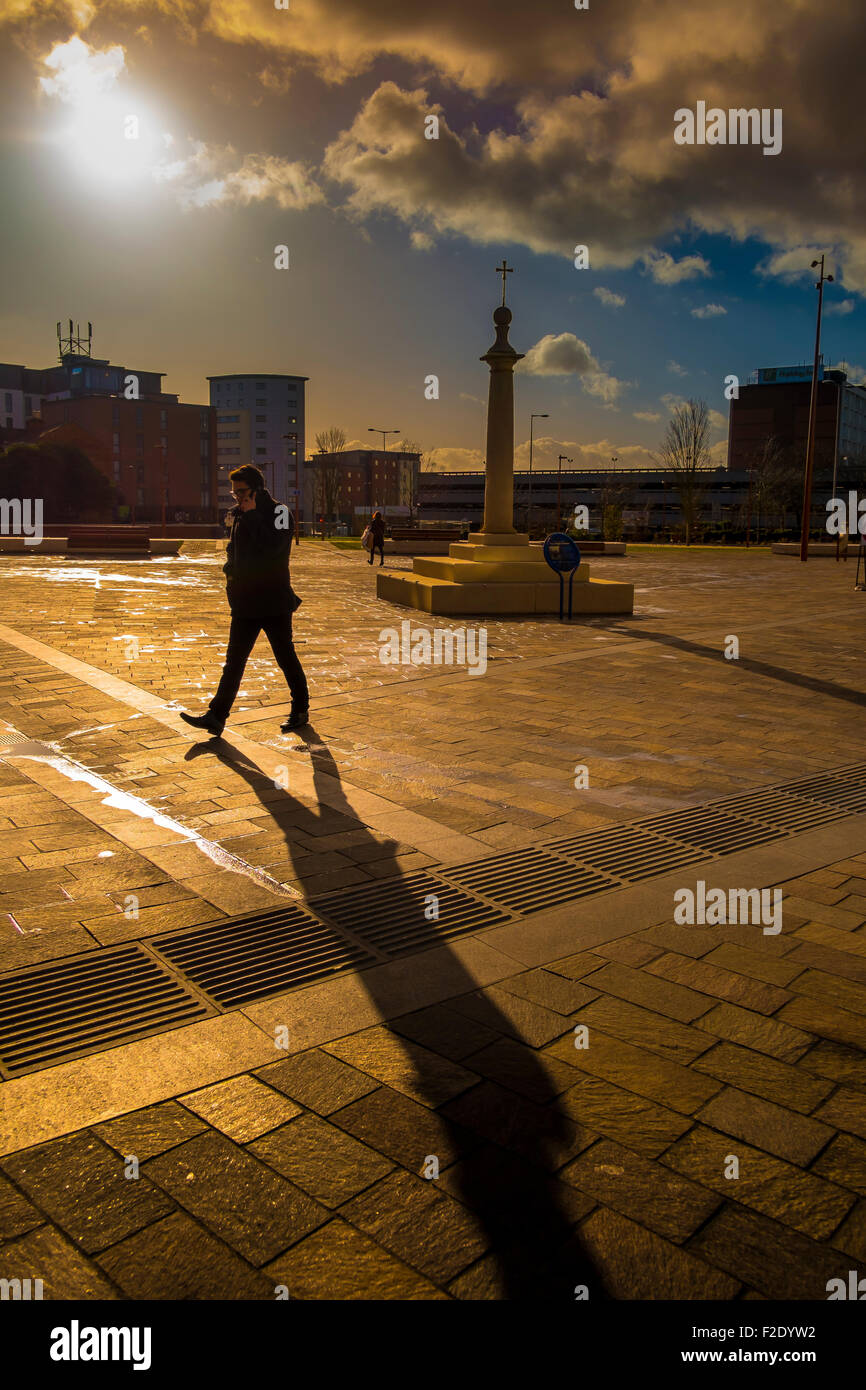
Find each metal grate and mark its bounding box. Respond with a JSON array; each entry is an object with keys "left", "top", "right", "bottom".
[
  {"left": 310, "top": 871, "right": 511, "bottom": 956},
  {"left": 634, "top": 806, "right": 784, "bottom": 855},
  {"left": 775, "top": 767, "right": 866, "bottom": 816},
  {"left": 0, "top": 945, "right": 212, "bottom": 1078},
  {"left": 440, "top": 849, "right": 616, "bottom": 914},
  {"left": 546, "top": 824, "right": 712, "bottom": 881},
  {"left": 710, "top": 788, "right": 848, "bottom": 834},
  {"left": 153, "top": 904, "right": 375, "bottom": 1007}
]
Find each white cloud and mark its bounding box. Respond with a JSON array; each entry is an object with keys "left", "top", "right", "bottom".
[
  {"left": 633, "top": 410, "right": 662, "bottom": 422},
  {"left": 153, "top": 143, "right": 322, "bottom": 210},
  {"left": 691, "top": 303, "right": 727, "bottom": 318},
  {"left": 518, "top": 333, "right": 627, "bottom": 402},
  {"left": 427, "top": 446, "right": 483, "bottom": 471},
  {"left": 642, "top": 252, "right": 711, "bottom": 284},
  {"left": 829, "top": 361, "right": 866, "bottom": 384},
  {"left": 756, "top": 246, "right": 833, "bottom": 282},
  {"left": 39, "top": 36, "right": 125, "bottom": 106},
  {"left": 708, "top": 408, "right": 727, "bottom": 432},
  {"left": 661, "top": 392, "right": 687, "bottom": 411},
  {"left": 594, "top": 287, "right": 626, "bottom": 308},
  {"left": 666, "top": 360, "right": 688, "bottom": 376},
  {"left": 826, "top": 299, "right": 856, "bottom": 316}
]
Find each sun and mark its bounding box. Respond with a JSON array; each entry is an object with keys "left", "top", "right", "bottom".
[{"left": 40, "top": 36, "right": 169, "bottom": 191}]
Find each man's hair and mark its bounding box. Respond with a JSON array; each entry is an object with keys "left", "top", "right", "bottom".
[{"left": 230, "top": 465, "right": 265, "bottom": 492}]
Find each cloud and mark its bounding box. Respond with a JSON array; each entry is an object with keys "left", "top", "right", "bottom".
[
  {"left": 829, "top": 362, "right": 866, "bottom": 384},
  {"left": 642, "top": 252, "right": 711, "bottom": 284},
  {"left": 514, "top": 436, "right": 657, "bottom": 471},
  {"left": 661, "top": 392, "right": 687, "bottom": 411},
  {"left": 691, "top": 303, "right": 727, "bottom": 318},
  {"left": 594, "top": 286, "right": 626, "bottom": 308},
  {"left": 19, "top": 2, "right": 866, "bottom": 290},
  {"left": 153, "top": 144, "right": 323, "bottom": 209},
  {"left": 666, "top": 360, "right": 688, "bottom": 376},
  {"left": 756, "top": 246, "right": 833, "bottom": 282},
  {"left": 427, "top": 446, "right": 483, "bottom": 471},
  {"left": 826, "top": 299, "right": 856, "bottom": 316},
  {"left": 708, "top": 408, "right": 727, "bottom": 431},
  {"left": 39, "top": 35, "right": 125, "bottom": 105},
  {"left": 633, "top": 410, "right": 662, "bottom": 422},
  {"left": 518, "top": 332, "right": 627, "bottom": 402}
]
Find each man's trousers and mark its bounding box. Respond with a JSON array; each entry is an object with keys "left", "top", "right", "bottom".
[{"left": 209, "top": 613, "right": 309, "bottom": 721}]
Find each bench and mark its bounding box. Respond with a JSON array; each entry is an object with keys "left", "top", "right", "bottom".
[
  {"left": 384, "top": 527, "right": 463, "bottom": 556},
  {"left": 66, "top": 527, "right": 151, "bottom": 556}
]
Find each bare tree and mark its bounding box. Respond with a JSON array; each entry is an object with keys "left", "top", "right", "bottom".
[
  {"left": 312, "top": 457, "right": 344, "bottom": 535},
  {"left": 315, "top": 426, "right": 346, "bottom": 455},
  {"left": 653, "top": 398, "right": 711, "bottom": 545},
  {"left": 599, "top": 471, "right": 630, "bottom": 540}
]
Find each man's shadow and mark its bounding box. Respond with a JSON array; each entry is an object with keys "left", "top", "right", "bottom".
[{"left": 184, "top": 728, "right": 608, "bottom": 1301}]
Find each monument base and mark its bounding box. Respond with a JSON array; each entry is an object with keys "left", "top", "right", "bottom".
[{"left": 377, "top": 539, "right": 634, "bottom": 615}]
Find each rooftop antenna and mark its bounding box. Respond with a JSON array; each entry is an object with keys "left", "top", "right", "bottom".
[{"left": 57, "top": 318, "right": 94, "bottom": 360}]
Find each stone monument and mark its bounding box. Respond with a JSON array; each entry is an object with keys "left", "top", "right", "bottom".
[{"left": 378, "top": 264, "right": 634, "bottom": 615}]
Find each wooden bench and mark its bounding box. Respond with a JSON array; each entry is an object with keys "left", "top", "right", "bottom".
[{"left": 66, "top": 527, "right": 151, "bottom": 556}]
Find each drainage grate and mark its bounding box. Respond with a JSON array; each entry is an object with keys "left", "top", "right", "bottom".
[
  {"left": 440, "top": 849, "right": 616, "bottom": 914},
  {"left": 634, "top": 807, "right": 784, "bottom": 855},
  {"left": 546, "top": 824, "right": 712, "bottom": 881},
  {"left": 711, "top": 788, "right": 848, "bottom": 834},
  {"left": 775, "top": 767, "right": 866, "bottom": 816},
  {"left": 0, "top": 945, "right": 212, "bottom": 1078},
  {"left": 153, "top": 904, "right": 375, "bottom": 1007},
  {"left": 310, "top": 871, "right": 512, "bottom": 956}
]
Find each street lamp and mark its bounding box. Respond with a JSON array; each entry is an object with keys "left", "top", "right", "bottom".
[
  {"left": 368, "top": 428, "right": 401, "bottom": 452},
  {"left": 557, "top": 454, "right": 573, "bottom": 528},
  {"left": 527, "top": 413, "right": 549, "bottom": 533},
  {"left": 800, "top": 255, "right": 834, "bottom": 562},
  {"left": 282, "top": 431, "right": 300, "bottom": 542}
]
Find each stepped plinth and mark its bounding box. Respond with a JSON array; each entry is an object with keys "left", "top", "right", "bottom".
[{"left": 377, "top": 277, "right": 634, "bottom": 618}]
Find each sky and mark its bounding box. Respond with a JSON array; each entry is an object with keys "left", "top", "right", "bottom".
[{"left": 1, "top": 0, "right": 864, "bottom": 472}]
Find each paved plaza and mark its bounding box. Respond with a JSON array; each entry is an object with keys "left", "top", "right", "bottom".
[{"left": 1, "top": 542, "right": 866, "bottom": 1299}]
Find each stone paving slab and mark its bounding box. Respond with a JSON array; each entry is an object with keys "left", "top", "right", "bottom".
[{"left": 1, "top": 548, "right": 866, "bottom": 1298}]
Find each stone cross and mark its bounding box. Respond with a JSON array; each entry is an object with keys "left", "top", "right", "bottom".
[{"left": 496, "top": 260, "right": 514, "bottom": 307}]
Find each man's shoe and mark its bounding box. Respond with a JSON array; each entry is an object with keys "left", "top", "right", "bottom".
[
  {"left": 180, "top": 710, "right": 225, "bottom": 736},
  {"left": 280, "top": 709, "right": 309, "bottom": 732}
]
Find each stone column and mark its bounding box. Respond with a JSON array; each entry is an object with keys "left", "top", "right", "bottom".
[{"left": 479, "top": 305, "right": 524, "bottom": 540}]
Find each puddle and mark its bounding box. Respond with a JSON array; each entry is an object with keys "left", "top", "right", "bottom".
[{"left": 0, "top": 734, "right": 300, "bottom": 900}]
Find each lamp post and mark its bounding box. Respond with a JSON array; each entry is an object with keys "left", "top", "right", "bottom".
[
  {"left": 368, "top": 428, "right": 401, "bottom": 453},
  {"left": 527, "top": 412, "right": 548, "bottom": 534},
  {"left": 282, "top": 432, "right": 299, "bottom": 542},
  {"left": 800, "top": 254, "right": 834, "bottom": 562},
  {"left": 557, "top": 454, "right": 573, "bottom": 528}
]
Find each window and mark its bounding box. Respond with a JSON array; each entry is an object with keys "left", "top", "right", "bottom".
[
  {"left": 255, "top": 381, "right": 266, "bottom": 389},
  {"left": 160, "top": 410, "right": 167, "bottom": 429},
  {"left": 135, "top": 436, "right": 144, "bottom": 456},
  {"left": 256, "top": 398, "right": 266, "bottom": 406},
  {"left": 218, "top": 431, "right": 240, "bottom": 440},
  {"left": 4, "top": 393, "right": 11, "bottom": 412},
  {"left": 113, "top": 432, "right": 120, "bottom": 449},
  {"left": 200, "top": 410, "right": 210, "bottom": 432},
  {"left": 256, "top": 447, "right": 266, "bottom": 455},
  {"left": 218, "top": 414, "right": 240, "bottom": 423},
  {"left": 135, "top": 406, "right": 143, "bottom": 427},
  {"left": 200, "top": 438, "right": 210, "bottom": 456},
  {"left": 256, "top": 431, "right": 266, "bottom": 439},
  {"left": 24, "top": 396, "right": 32, "bottom": 415},
  {"left": 136, "top": 487, "right": 145, "bottom": 505},
  {"left": 112, "top": 404, "right": 120, "bottom": 425},
  {"left": 256, "top": 415, "right": 267, "bottom": 422},
  {"left": 160, "top": 436, "right": 167, "bottom": 450}
]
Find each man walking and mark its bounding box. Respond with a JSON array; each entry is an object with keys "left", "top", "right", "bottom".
[{"left": 180, "top": 466, "right": 309, "bottom": 737}]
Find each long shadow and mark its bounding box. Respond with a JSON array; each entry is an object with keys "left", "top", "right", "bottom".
[
  {"left": 185, "top": 729, "right": 609, "bottom": 1301},
  {"left": 604, "top": 623, "right": 866, "bottom": 709}
]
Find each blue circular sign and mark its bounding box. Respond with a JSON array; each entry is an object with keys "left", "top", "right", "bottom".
[{"left": 543, "top": 532, "right": 581, "bottom": 574}]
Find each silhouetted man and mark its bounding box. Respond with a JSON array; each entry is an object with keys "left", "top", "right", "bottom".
[{"left": 180, "top": 465, "right": 309, "bottom": 737}]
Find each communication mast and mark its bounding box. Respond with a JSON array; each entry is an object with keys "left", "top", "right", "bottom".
[{"left": 56, "top": 320, "right": 93, "bottom": 360}]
